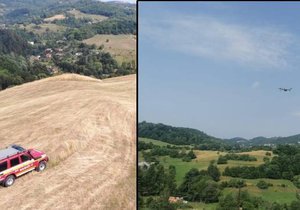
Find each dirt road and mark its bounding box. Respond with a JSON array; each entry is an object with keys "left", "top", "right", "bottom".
[{"left": 0, "top": 74, "right": 136, "bottom": 210}]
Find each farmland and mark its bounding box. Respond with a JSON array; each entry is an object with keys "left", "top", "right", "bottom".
[
  {"left": 138, "top": 137, "right": 299, "bottom": 209},
  {"left": 44, "top": 14, "right": 66, "bottom": 22},
  {"left": 83, "top": 34, "right": 136, "bottom": 64},
  {"left": 67, "top": 9, "right": 108, "bottom": 23},
  {"left": 20, "top": 23, "right": 66, "bottom": 35}
]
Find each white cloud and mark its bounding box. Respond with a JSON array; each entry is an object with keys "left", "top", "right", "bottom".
[
  {"left": 251, "top": 81, "right": 260, "bottom": 89},
  {"left": 141, "top": 14, "right": 295, "bottom": 69},
  {"left": 292, "top": 112, "right": 300, "bottom": 117}
]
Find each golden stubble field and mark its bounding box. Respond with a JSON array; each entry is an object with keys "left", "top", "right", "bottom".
[
  {"left": 0, "top": 73, "right": 136, "bottom": 210},
  {"left": 83, "top": 34, "right": 136, "bottom": 63}
]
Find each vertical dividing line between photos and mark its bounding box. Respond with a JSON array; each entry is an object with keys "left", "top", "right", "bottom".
[{"left": 136, "top": 1, "right": 139, "bottom": 209}]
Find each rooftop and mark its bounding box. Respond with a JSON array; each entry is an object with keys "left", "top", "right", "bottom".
[{"left": 0, "top": 145, "right": 25, "bottom": 160}]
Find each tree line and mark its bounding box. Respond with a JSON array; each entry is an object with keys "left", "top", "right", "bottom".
[
  {"left": 139, "top": 141, "right": 197, "bottom": 162},
  {"left": 138, "top": 121, "right": 223, "bottom": 147},
  {"left": 217, "top": 153, "right": 257, "bottom": 164},
  {"left": 223, "top": 145, "right": 300, "bottom": 184}
]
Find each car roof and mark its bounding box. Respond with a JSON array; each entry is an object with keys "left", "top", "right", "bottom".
[{"left": 0, "top": 147, "right": 23, "bottom": 161}]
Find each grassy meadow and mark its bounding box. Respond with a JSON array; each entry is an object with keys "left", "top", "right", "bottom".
[
  {"left": 139, "top": 138, "right": 297, "bottom": 209},
  {"left": 67, "top": 9, "right": 108, "bottom": 23},
  {"left": 20, "top": 23, "right": 66, "bottom": 35},
  {"left": 83, "top": 34, "right": 136, "bottom": 64}
]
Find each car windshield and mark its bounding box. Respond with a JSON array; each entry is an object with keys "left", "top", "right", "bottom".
[{"left": 11, "top": 145, "right": 25, "bottom": 152}]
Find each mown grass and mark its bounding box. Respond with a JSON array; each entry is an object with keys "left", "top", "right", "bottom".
[
  {"left": 82, "top": 34, "right": 136, "bottom": 64},
  {"left": 222, "top": 177, "right": 297, "bottom": 204},
  {"left": 139, "top": 137, "right": 174, "bottom": 147},
  {"left": 67, "top": 9, "right": 108, "bottom": 22},
  {"left": 20, "top": 23, "right": 66, "bottom": 35},
  {"left": 182, "top": 202, "right": 218, "bottom": 210}
]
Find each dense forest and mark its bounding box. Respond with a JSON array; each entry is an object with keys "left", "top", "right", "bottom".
[
  {"left": 140, "top": 122, "right": 300, "bottom": 148},
  {"left": 0, "top": 29, "right": 51, "bottom": 90},
  {"left": 0, "top": 29, "right": 30, "bottom": 55},
  {"left": 138, "top": 121, "right": 224, "bottom": 148}
]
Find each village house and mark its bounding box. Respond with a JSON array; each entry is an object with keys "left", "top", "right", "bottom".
[
  {"left": 168, "top": 197, "right": 184, "bottom": 203},
  {"left": 47, "top": 66, "right": 59, "bottom": 74},
  {"left": 45, "top": 53, "right": 52, "bottom": 59},
  {"left": 55, "top": 52, "right": 64, "bottom": 57},
  {"left": 54, "top": 48, "right": 63, "bottom": 53},
  {"left": 56, "top": 40, "right": 65, "bottom": 44},
  {"left": 45, "top": 48, "right": 53, "bottom": 54},
  {"left": 138, "top": 161, "right": 155, "bottom": 169}
]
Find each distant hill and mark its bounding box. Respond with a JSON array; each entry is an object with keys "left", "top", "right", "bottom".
[
  {"left": 226, "top": 134, "right": 300, "bottom": 146},
  {"left": 138, "top": 121, "right": 223, "bottom": 147},
  {"left": 139, "top": 121, "right": 300, "bottom": 147}
]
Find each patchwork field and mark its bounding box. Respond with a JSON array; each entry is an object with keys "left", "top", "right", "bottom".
[
  {"left": 139, "top": 138, "right": 272, "bottom": 184},
  {"left": 83, "top": 34, "right": 136, "bottom": 64},
  {"left": 21, "top": 23, "right": 66, "bottom": 35},
  {"left": 67, "top": 9, "right": 108, "bottom": 23},
  {"left": 222, "top": 177, "right": 297, "bottom": 204},
  {"left": 139, "top": 138, "right": 297, "bottom": 209},
  {"left": 44, "top": 14, "right": 66, "bottom": 22},
  {"left": 0, "top": 74, "right": 136, "bottom": 209}
]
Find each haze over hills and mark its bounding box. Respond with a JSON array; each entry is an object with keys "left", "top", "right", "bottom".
[
  {"left": 0, "top": 73, "right": 136, "bottom": 209},
  {"left": 139, "top": 121, "right": 300, "bottom": 146},
  {"left": 226, "top": 134, "right": 300, "bottom": 146}
]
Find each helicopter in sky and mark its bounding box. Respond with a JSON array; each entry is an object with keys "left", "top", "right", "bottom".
[{"left": 279, "top": 88, "right": 292, "bottom": 92}]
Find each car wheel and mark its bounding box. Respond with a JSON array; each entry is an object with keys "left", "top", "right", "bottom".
[
  {"left": 4, "top": 175, "right": 15, "bottom": 187},
  {"left": 36, "top": 161, "right": 47, "bottom": 172}
]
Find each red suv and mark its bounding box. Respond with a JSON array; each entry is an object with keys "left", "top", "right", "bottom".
[{"left": 0, "top": 144, "right": 49, "bottom": 187}]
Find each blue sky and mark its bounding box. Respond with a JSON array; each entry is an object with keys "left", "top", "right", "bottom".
[{"left": 139, "top": 2, "right": 300, "bottom": 139}]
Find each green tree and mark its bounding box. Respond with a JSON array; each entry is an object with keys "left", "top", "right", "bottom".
[
  {"left": 217, "top": 193, "right": 238, "bottom": 210},
  {"left": 256, "top": 180, "right": 269, "bottom": 189},
  {"left": 207, "top": 163, "right": 220, "bottom": 182},
  {"left": 290, "top": 200, "right": 300, "bottom": 210},
  {"left": 166, "top": 165, "right": 177, "bottom": 195}
]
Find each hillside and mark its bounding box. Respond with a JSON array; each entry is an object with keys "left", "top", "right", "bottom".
[
  {"left": 0, "top": 73, "right": 136, "bottom": 209},
  {"left": 227, "top": 134, "right": 300, "bottom": 146},
  {"left": 0, "top": 0, "right": 136, "bottom": 91},
  {"left": 138, "top": 121, "right": 223, "bottom": 147},
  {"left": 139, "top": 122, "right": 300, "bottom": 149},
  {"left": 0, "top": 29, "right": 30, "bottom": 55}
]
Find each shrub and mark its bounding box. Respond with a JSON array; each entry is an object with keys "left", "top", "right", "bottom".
[
  {"left": 265, "top": 152, "right": 272, "bottom": 156},
  {"left": 256, "top": 180, "right": 269, "bottom": 189},
  {"left": 217, "top": 155, "right": 227, "bottom": 164}
]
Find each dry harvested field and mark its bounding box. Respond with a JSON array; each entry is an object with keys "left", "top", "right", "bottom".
[
  {"left": 67, "top": 9, "right": 108, "bottom": 23},
  {"left": 44, "top": 14, "right": 66, "bottom": 22},
  {"left": 0, "top": 73, "right": 136, "bottom": 210},
  {"left": 20, "top": 23, "right": 66, "bottom": 35},
  {"left": 83, "top": 34, "right": 136, "bottom": 63}
]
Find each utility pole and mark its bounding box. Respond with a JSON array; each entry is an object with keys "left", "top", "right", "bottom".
[{"left": 237, "top": 184, "right": 241, "bottom": 210}]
